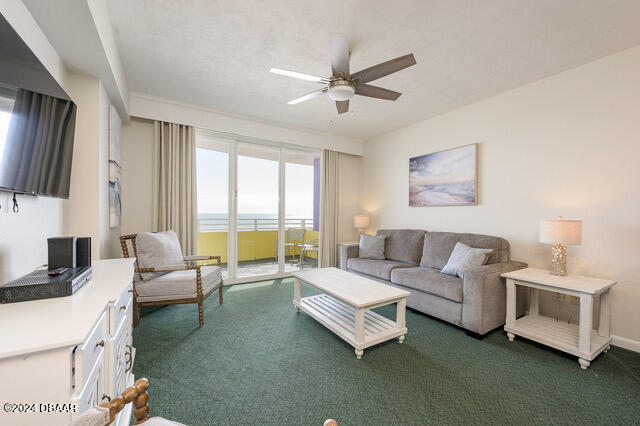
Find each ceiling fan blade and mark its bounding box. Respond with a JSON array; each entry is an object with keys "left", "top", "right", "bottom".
[
  {"left": 336, "top": 100, "right": 349, "bottom": 114},
  {"left": 287, "top": 87, "right": 328, "bottom": 104},
  {"left": 330, "top": 33, "right": 350, "bottom": 78},
  {"left": 270, "top": 68, "right": 329, "bottom": 83},
  {"left": 355, "top": 83, "right": 401, "bottom": 101},
  {"left": 351, "top": 54, "right": 416, "bottom": 84}
]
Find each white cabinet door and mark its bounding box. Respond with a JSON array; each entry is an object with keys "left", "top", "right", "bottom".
[
  {"left": 71, "top": 351, "right": 105, "bottom": 421},
  {"left": 106, "top": 298, "right": 135, "bottom": 398}
]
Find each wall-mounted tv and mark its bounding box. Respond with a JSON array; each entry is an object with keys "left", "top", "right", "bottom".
[{"left": 0, "top": 14, "right": 76, "bottom": 199}]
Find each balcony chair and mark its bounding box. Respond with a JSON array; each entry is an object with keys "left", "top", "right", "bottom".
[
  {"left": 284, "top": 228, "right": 306, "bottom": 264},
  {"left": 299, "top": 238, "right": 319, "bottom": 270},
  {"left": 119, "top": 230, "right": 223, "bottom": 327}
]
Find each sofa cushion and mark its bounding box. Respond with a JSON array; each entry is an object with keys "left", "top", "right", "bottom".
[
  {"left": 390, "top": 267, "right": 463, "bottom": 303},
  {"left": 376, "top": 229, "right": 426, "bottom": 265},
  {"left": 441, "top": 242, "right": 493, "bottom": 278},
  {"left": 358, "top": 234, "right": 386, "bottom": 259},
  {"left": 347, "top": 258, "right": 414, "bottom": 281},
  {"left": 420, "top": 232, "right": 510, "bottom": 270},
  {"left": 135, "top": 265, "right": 222, "bottom": 302}
]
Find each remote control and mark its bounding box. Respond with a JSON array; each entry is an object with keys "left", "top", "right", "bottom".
[{"left": 48, "top": 267, "right": 68, "bottom": 276}]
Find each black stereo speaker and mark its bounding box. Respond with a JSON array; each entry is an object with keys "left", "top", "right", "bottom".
[
  {"left": 48, "top": 237, "right": 77, "bottom": 270},
  {"left": 76, "top": 237, "right": 92, "bottom": 267}
]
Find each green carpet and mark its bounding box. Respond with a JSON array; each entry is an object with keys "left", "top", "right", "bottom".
[{"left": 133, "top": 278, "right": 640, "bottom": 425}]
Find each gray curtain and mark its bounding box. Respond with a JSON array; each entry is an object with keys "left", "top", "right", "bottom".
[
  {"left": 152, "top": 121, "right": 198, "bottom": 256},
  {"left": 319, "top": 149, "right": 339, "bottom": 267},
  {"left": 0, "top": 89, "right": 76, "bottom": 197}
]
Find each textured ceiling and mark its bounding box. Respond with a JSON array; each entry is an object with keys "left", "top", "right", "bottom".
[{"left": 106, "top": 0, "right": 640, "bottom": 140}]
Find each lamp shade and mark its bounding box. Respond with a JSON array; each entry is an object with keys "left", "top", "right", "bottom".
[
  {"left": 539, "top": 217, "right": 582, "bottom": 245},
  {"left": 353, "top": 214, "right": 370, "bottom": 229}
]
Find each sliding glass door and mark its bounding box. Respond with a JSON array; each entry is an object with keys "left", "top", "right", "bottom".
[
  {"left": 196, "top": 134, "right": 230, "bottom": 278},
  {"left": 196, "top": 130, "right": 320, "bottom": 283},
  {"left": 284, "top": 149, "right": 320, "bottom": 271},
  {"left": 236, "top": 143, "right": 280, "bottom": 278}
]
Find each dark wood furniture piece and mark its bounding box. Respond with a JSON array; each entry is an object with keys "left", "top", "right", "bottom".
[{"left": 120, "top": 234, "right": 223, "bottom": 327}]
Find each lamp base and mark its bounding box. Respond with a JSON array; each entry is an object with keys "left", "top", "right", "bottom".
[{"left": 550, "top": 244, "right": 567, "bottom": 276}]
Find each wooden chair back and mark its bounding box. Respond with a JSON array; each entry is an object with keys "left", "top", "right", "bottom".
[
  {"left": 100, "top": 378, "right": 150, "bottom": 425},
  {"left": 119, "top": 234, "right": 139, "bottom": 259}
]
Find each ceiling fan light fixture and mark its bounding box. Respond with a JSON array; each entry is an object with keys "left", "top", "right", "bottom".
[{"left": 328, "top": 80, "right": 355, "bottom": 101}]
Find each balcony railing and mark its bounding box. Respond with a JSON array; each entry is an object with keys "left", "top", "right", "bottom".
[{"left": 199, "top": 217, "right": 315, "bottom": 232}]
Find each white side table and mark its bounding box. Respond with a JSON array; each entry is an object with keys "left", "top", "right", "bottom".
[{"left": 501, "top": 268, "right": 616, "bottom": 370}]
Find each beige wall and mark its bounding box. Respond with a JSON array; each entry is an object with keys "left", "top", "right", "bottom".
[
  {"left": 64, "top": 74, "right": 122, "bottom": 259},
  {"left": 121, "top": 117, "right": 154, "bottom": 235},
  {"left": 120, "top": 118, "right": 363, "bottom": 245},
  {"left": 361, "top": 46, "right": 640, "bottom": 347}
]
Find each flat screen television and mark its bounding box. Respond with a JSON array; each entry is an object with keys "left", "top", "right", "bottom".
[{"left": 0, "top": 14, "right": 77, "bottom": 199}]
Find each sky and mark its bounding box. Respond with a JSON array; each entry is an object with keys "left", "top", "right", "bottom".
[
  {"left": 409, "top": 144, "right": 476, "bottom": 185},
  {"left": 196, "top": 148, "right": 315, "bottom": 218}
]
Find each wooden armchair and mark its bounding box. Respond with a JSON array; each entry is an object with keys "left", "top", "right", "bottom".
[
  {"left": 73, "top": 377, "right": 337, "bottom": 426},
  {"left": 120, "top": 233, "right": 223, "bottom": 327},
  {"left": 72, "top": 378, "right": 183, "bottom": 425}
]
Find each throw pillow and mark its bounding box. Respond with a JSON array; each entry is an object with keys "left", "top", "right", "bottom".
[
  {"left": 441, "top": 242, "right": 493, "bottom": 278},
  {"left": 136, "top": 230, "right": 185, "bottom": 281},
  {"left": 358, "top": 234, "right": 386, "bottom": 260}
]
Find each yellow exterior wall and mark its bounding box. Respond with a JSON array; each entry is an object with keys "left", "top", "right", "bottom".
[{"left": 198, "top": 230, "right": 319, "bottom": 263}]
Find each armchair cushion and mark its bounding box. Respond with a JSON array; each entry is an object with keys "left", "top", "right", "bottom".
[
  {"left": 71, "top": 406, "right": 110, "bottom": 426},
  {"left": 136, "top": 231, "right": 184, "bottom": 281},
  {"left": 135, "top": 265, "right": 222, "bottom": 302}
]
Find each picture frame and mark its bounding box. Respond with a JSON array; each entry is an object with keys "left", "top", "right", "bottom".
[{"left": 409, "top": 143, "right": 478, "bottom": 207}]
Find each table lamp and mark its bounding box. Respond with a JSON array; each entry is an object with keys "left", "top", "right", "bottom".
[
  {"left": 354, "top": 215, "right": 370, "bottom": 235},
  {"left": 539, "top": 216, "right": 582, "bottom": 276}
]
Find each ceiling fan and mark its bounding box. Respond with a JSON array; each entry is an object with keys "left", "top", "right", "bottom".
[{"left": 270, "top": 34, "right": 416, "bottom": 114}]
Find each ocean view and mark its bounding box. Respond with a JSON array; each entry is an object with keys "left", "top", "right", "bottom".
[{"left": 198, "top": 213, "right": 314, "bottom": 232}]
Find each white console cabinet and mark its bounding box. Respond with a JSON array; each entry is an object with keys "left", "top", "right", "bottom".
[{"left": 0, "top": 259, "right": 136, "bottom": 426}]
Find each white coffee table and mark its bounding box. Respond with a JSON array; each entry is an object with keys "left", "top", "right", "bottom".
[{"left": 292, "top": 267, "right": 410, "bottom": 359}]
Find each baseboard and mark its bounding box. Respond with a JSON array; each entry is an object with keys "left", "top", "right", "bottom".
[{"left": 611, "top": 335, "right": 640, "bottom": 353}]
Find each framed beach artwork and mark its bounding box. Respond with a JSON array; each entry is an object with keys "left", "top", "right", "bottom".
[
  {"left": 409, "top": 143, "right": 477, "bottom": 207},
  {"left": 109, "top": 105, "right": 122, "bottom": 227}
]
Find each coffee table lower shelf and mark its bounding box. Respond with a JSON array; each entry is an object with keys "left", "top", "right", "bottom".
[{"left": 294, "top": 294, "right": 406, "bottom": 359}]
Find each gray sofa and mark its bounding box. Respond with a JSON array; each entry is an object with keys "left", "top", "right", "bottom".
[{"left": 339, "top": 229, "right": 527, "bottom": 336}]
